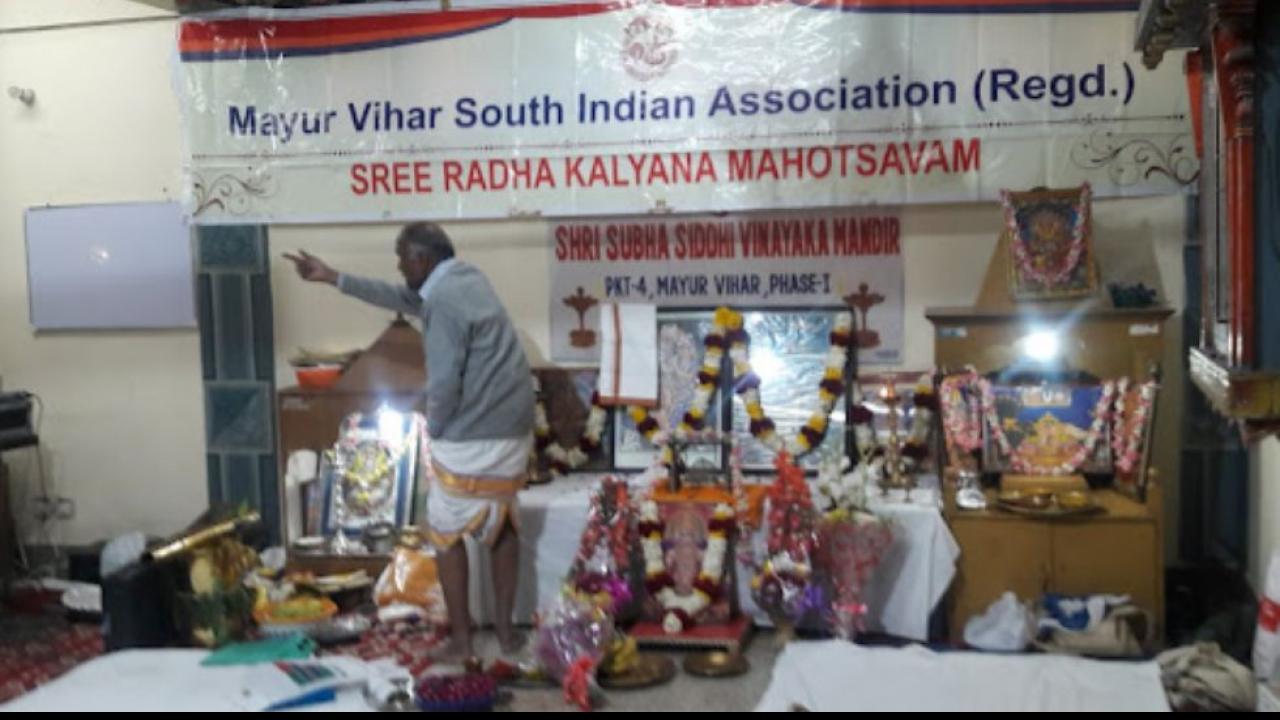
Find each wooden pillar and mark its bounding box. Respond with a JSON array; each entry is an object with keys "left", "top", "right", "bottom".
[{"left": 1209, "top": 1, "right": 1257, "bottom": 366}]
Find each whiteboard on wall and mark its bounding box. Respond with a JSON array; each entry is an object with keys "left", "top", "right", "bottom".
[{"left": 25, "top": 202, "right": 196, "bottom": 330}]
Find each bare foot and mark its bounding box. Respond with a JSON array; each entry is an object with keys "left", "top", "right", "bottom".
[
  {"left": 497, "top": 630, "right": 527, "bottom": 657},
  {"left": 430, "top": 636, "right": 474, "bottom": 664}
]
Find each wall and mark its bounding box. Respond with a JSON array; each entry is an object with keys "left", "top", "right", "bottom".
[
  {"left": 271, "top": 195, "right": 1188, "bottom": 555},
  {"left": 0, "top": 1, "right": 207, "bottom": 547},
  {"left": 1251, "top": 438, "right": 1280, "bottom": 587}
]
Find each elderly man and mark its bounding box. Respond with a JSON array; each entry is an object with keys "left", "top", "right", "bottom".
[{"left": 285, "top": 222, "right": 534, "bottom": 659}]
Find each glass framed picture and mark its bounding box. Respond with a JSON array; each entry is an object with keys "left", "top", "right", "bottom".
[
  {"left": 980, "top": 384, "right": 1111, "bottom": 474},
  {"left": 614, "top": 310, "right": 723, "bottom": 470},
  {"left": 731, "top": 309, "right": 848, "bottom": 471},
  {"left": 1002, "top": 185, "right": 1097, "bottom": 301},
  {"left": 320, "top": 410, "right": 421, "bottom": 536}
]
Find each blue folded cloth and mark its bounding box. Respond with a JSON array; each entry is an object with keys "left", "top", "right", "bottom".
[{"left": 1039, "top": 593, "right": 1131, "bottom": 633}]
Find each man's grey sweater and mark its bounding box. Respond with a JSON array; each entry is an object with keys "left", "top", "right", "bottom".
[{"left": 337, "top": 262, "right": 534, "bottom": 442}]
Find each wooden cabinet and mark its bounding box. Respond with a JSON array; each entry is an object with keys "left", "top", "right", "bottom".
[
  {"left": 275, "top": 319, "right": 426, "bottom": 573},
  {"left": 927, "top": 306, "right": 1173, "bottom": 383},
  {"left": 277, "top": 388, "right": 425, "bottom": 489},
  {"left": 948, "top": 519, "right": 1051, "bottom": 633},
  {"left": 945, "top": 487, "right": 1163, "bottom": 643}
]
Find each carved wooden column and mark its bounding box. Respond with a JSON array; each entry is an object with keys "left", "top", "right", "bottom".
[{"left": 1209, "top": 0, "right": 1256, "bottom": 366}]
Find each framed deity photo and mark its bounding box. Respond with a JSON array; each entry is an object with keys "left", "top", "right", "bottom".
[
  {"left": 981, "top": 383, "right": 1112, "bottom": 474},
  {"left": 1002, "top": 185, "right": 1098, "bottom": 301}
]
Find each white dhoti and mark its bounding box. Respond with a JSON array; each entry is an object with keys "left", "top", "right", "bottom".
[{"left": 426, "top": 436, "right": 532, "bottom": 549}]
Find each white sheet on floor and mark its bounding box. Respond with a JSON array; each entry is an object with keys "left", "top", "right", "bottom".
[
  {"left": 755, "top": 641, "right": 1170, "bottom": 712},
  {"left": 1, "top": 649, "right": 374, "bottom": 712}
]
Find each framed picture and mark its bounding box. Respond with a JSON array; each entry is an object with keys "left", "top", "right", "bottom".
[
  {"left": 730, "top": 309, "right": 849, "bottom": 471},
  {"left": 1112, "top": 382, "right": 1158, "bottom": 502},
  {"left": 614, "top": 310, "right": 723, "bottom": 470},
  {"left": 981, "top": 384, "right": 1111, "bottom": 474},
  {"left": 1003, "top": 185, "right": 1097, "bottom": 301},
  {"left": 320, "top": 411, "right": 421, "bottom": 536}
]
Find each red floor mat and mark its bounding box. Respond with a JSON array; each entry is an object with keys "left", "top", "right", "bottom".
[{"left": 0, "top": 621, "right": 104, "bottom": 703}]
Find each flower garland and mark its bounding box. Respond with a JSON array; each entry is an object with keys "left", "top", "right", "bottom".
[
  {"left": 939, "top": 371, "right": 1156, "bottom": 476},
  {"left": 738, "top": 312, "right": 855, "bottom": 457},
  {"left": 1003, "top": 182, "right": 1091, "bottom": 287},
  {"left": 939, "top": 369, "right": 984, "bottom": 455},
  {"left": 569, "top": 477, "right": 634, "bottom": 613},
  {"left": 535, "top": 392, "right": 608, "bottom": 478},
  {"left": 638, "top": 499, "right": 735, "bottom": 634},
  {"left": 901, "top": 376, "right": 937, "bottom": 466},
  {"left": 982, "top": 378, "right": 1118, "bottom": 476},
  {"left": 816, "top": 454, "right": 870, "bottom": 515},
  {"left": 628, "top": 307, "right": 738, "bottom": 469},
  {"left": 1111, "top": 378, "right": 1157, "bottom": 475},
  {"left": 629, "top": 307, "right": 852, "bottom": 468},
  {"left": 752, "top": 452, "right": 819, "bottom": 624}
]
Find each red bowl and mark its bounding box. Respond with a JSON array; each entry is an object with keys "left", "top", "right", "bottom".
[{"left": 295, "top": 365, "right": 342, "bottom": 390}]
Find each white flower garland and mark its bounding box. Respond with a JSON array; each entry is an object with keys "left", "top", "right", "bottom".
[
  {"left": 639, "top": 499, "right": 735, "bottom": 633},
  {"left": 939, "top": 370, "right": 984, "bottom": 454},
  {"left": 534, "top": 395, "right": 608, "bottom": 478},
  {"left": 1111, "top": 378, "right": 1157, "bottom": 474}
]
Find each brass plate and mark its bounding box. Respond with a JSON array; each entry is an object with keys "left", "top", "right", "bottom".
[
  {"left": 996, "top": 493, "right": 1102, "bottom": 518},
  {"left": 997, "top": 488, "right": 1054, "bottom": 509},
  {"left": 598, "top": 654, "right": 676, "bottom": 690},
  {"left": 682, "top": 651, "right": 750, "bottom": 678}
]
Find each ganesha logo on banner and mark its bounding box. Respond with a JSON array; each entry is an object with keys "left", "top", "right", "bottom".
[{"left": 621, "top": 13, "right": 678, "bottom": 81}]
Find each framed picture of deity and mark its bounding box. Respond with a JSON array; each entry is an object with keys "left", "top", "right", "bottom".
[
  {"left": 1002, "top": 184, "right": 1098, "bottom": 301},
  {"left": 614, "top": 311, "right": 723, "bottom": 471},
  {"left": 981, "top": 384, "right": 1112, "bottom": 475},
  {"left": 320, "top": 411, "right": 421, "bottom": 537},
  {"left": 1111, "top": 380, "right": 1160, "bottom": 502}
]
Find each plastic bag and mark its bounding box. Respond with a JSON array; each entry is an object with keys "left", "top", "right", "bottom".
[
  {"left": 533, "top": 591, "right": 614, "bottom": 681},
  {"left": 963, "top": 591, "right": 1032, "bottom": 651},
  {"left": 100, "top": 531, "right": 146, "bottom": 579},
  {"left": 1254, "top": 550, "right": 1280, "bottom": 681},
  {"left": 374, "top": 547, "right": 439, "bottom": 609}
]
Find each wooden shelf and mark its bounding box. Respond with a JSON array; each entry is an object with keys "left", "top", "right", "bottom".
[
  {"left": 1189, "top": 348, "right": 1280, "bottom": 438},
  {"left": 926, "top": 305, "right": 1175, "bottom": 323},
  {"left": 945, "top": 488, "right": 1155, "bottom": 524},
  {"left": 287, "top": 552, "right": 391, "bottom": 578}
]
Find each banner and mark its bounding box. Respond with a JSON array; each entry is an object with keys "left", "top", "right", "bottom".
[
  {"left": 549, "top": 208, "right": 903, "bottom": 363},
  {"left": 177, "top": 0, "right": 1194, "bottom": 224}
]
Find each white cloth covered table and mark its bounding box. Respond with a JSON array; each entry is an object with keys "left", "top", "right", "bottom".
[
  {"left": 468, "top": 475, "right": 959, "bottom": 642},
  {"left": 755, "top": 641, "right": 1170, "bottom": 712}
]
